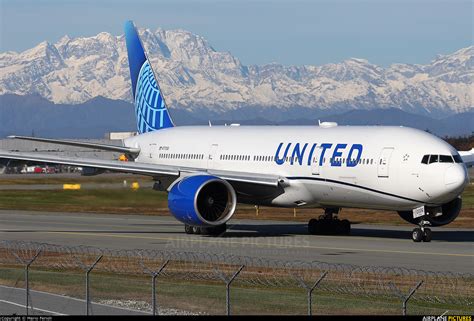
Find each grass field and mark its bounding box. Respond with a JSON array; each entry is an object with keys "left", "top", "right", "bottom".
[
  {"left": 0, "top": 265, "right": 469, "bottom": 315},
  {"left": 0, "top": 174, "right": 153, "bottom": 186}
]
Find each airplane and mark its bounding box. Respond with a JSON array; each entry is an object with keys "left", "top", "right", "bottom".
[{"left": 1, "top": 21, "right": 472, "bottom": 242}]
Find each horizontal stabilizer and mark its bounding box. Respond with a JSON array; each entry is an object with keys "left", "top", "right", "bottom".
[
  {"left": 7, "top": 135, "right": 140, "bottom": 156},
  {"left": 459, "top": 148, "right": 474, "bottom": 167}
]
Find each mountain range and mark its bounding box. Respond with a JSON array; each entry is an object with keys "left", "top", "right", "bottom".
[
  {"left": 0, "top": 28, "right": 472, "bottom": 119},
  {"left": 1, "top": 94, "right": 472, "bottom": 138}
]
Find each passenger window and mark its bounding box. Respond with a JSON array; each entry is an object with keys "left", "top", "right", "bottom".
[{"left": 421, "top": 155, "right": 429, "bottom": 164}]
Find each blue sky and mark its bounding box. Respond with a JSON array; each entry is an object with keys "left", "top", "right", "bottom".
[{"left": 0, "top": 0, "right": 472, "bottom": 66}]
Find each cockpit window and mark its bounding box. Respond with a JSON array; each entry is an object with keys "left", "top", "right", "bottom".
[
  {"left": 453, "top": 154, "right": 463, "bottom": 163},
  {"left": 428, "top": 155, "right": 439, "bottom": 164},
  {"left": 439, "top": 155, "right": 454, "bottom": 163},
  {"left": 421, "top": 154, "right": 458, "bottom": 164},
  {"left": 421, "top": 155, "right": 429, "bottom": 164}
]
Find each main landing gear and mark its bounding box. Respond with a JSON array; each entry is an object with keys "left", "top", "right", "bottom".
[
  {"left": 184, "top": 223, "right": 227, "bottom": 236},
  {"left": 412, "top": 220, "right": 432, "bottom": 242},
  {"left": 308, "top": 208, "right": 351, "bottom": 235}
]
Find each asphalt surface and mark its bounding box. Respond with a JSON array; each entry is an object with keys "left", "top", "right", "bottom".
[
  {"left": 0, "top": 210, "right": 473, "bottom": 273},
  {"left": 0, "top": 285, "right": 149, "bottom": 315}
]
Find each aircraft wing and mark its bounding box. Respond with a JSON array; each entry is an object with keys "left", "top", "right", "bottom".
[
  {"left": 7, "top": 135, "right": 140, "bottom": 156},
  {"left": 459, "top": 148, "right": 474, "bottom": 167},
  {"left": 0, "top": 151, "right": 177, "bottom": 176},
  {"left": 0, "top": 151, "right": 280, "bottom": 187}
]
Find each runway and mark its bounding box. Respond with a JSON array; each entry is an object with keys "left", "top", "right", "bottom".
[{"left": 0, "top": 210, "right": 473, "bottom": 273}]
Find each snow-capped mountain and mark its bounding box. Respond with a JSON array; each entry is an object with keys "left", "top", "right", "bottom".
[{"left": 0, "top": 28, "right": 472, "bottom": 115}]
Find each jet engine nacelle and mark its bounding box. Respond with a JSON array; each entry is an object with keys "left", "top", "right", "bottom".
[
  {"left": 398, "top": 197, "right": 462, "bottom": 226},
  {"left": 168, "top": 175, "right": 237, "bottom": 226}
]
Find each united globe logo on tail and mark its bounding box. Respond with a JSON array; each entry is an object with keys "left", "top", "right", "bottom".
[
  {"left": 124, "top": 21, "right": 174, "bottom": 134},
  {"left": 135, "top": 61, "right": 173, "bottom": 133}
]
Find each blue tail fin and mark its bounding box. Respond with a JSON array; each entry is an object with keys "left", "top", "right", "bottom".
[{"left": 124, "top": 21, "right": 174, "bottom": 134}]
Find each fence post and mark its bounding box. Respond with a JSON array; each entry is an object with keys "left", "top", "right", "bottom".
[
  {"left": 402, "top": 280, "right": 423, "bottom": 316},
  {"left": 85, "top": 255, "right": 103, "bottom": 316},
  {"left": 215, "top": 265, "right": 245, "bottom": 315},
  {"left": 294, "top": 271, "right": 328, "bottom": 316},
  {"left": 150, "top": 260, "right": 169, "bottom": 316},
  {"left": 10, "top": 248, "right": 42, "bottom": 316}
]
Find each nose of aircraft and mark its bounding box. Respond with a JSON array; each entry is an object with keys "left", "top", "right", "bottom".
[{"left": 445, "top": 165, "right": 469, "bottom": 193}]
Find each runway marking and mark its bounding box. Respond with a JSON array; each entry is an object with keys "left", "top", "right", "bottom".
[
  {"left": 1, "top": 217, "right": 471, "bottom": 244},
  {"left": 0, "top": 299, "right": 65, "bottom": 315},
  {"left": 42, "top": 231, "right": 474, "bottom": 258},
  {"left": 0, "top": 218, "right": 397, "bottom": 242}
]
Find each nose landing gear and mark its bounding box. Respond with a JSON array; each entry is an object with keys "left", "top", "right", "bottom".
[
  {"left": 308, "top": 208, "right": 351, "bottom": 235},
  {"left": 412, "top": 220, "right": 432, "bottom": 242}
]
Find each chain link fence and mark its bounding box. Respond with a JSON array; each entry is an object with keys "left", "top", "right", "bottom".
[{"left": 0, "top": 240, "right": 472, "bottom": 315}]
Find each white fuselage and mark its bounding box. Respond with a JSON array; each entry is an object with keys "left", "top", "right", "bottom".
[{"left": 125, "top": 125, "right": 469, "bottom": 211}]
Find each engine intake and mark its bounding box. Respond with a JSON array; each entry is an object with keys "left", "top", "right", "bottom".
[{"left": 168, "top": 175, "right": 237, "bottom": 226}]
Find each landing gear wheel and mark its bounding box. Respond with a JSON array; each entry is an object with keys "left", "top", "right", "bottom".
[
  {"left": 184, "top": 224, "right": 194, "bottom": 234},
  {"left": 308, "top": 209, "right": 350, "bottom": 236},
  {"left": 412, "top": 228, "right": 423, "bottom": 242},
  {"left": 192, "top": 226, "right": 202, "bottom": 235},
  {"left": 329, "top": 220, "right": 339, "bottom": 234},
  {"left": 422, "top": 228, "right": 432, "bottom": 242},
  {"left": 341, "top": 219, "right": 351, "bottom": 235}
]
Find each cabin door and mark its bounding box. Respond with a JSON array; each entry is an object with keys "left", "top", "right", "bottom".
[{"left": 378, "top": 147, "right": 394, "bottom": 178}]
